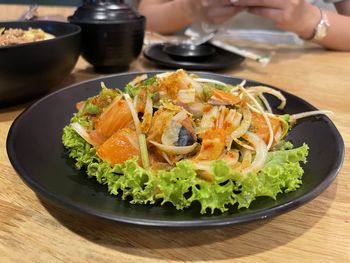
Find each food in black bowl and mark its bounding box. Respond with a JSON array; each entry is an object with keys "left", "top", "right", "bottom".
[
  {"left": 69, "top": 0, "right": 145, "bottom": 73},
  {"left": 0, "top": 20, "right": 81, "bottom": 107}
]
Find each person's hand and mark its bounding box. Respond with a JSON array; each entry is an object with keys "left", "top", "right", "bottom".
[
  {"left": 232, "top": 0, "right": 321, "bottom": 39},
  {"left": 184, "top": 0, "right": 243, "bottom": 24}
]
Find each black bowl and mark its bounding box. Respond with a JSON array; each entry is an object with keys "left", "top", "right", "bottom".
[
  {"left": 0, "top": 21, "right": 81, "bottom": 107},
  {"left": 69, "top": 17, "right": 145, "bottom": 73}
]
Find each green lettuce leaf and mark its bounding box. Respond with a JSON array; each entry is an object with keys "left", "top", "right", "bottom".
[{"left": 62, "top": 125, "right": 309, "bottom": 214}]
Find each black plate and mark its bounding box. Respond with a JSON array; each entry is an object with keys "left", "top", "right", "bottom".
[
  {"left": 6, "top": 71, "right": 344, "bottom": 228},
  {"left": 144, "top": 44, "right": 244, "bottom": 70}
]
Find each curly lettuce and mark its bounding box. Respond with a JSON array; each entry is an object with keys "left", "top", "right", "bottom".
[{"left": 62, "top": 125, "right": 308, "bottom": 214}]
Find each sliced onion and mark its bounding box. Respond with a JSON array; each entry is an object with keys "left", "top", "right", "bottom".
[
  {"left": 177, "top": 88, "right": 196, "bottom": 103},
  {"left": 227, "top": 103, "right": 251, "bottom": 149},
  {"left": 242, "top": 131, "right": 268, "bottom": 175},
  {"left": 224, "top": 109, "right": 236, "bottom": 125},
  {"left": 161, "top": 110, "right": 189, "bottom": 145},
  {"left": 71, "top": 122, "right": 97, "bottom": 146},
  {"left": 216, "top": 106, "right": 227, "bottom": 129},
  {"left": 258, "top": 93, "right": 272, "bottom": 113},
  {"left": 181, "top": 102, "right": 204, "bottom": 118},
  {"left": 274, "top": 126, "right": 283, "bottom": 144},
  {"left": 128, "top": 74, "right": 148, "bottom": 86},
  {"left": 208, "top": 98, "right": 230, "bottom": 106},
  {"left": 140, "top": 96, "right": 153, "bottom": 133},
  {"left": 160, "top": 151, "right": 173, "bottom": 165},
  {"left": 221, "top": 150, "right": 240, "bottom": 167},
  {"left": 172, "top": 110, "right": 188, "bottom": 122},
  {"left": 100, "top": 81, "right": 108, "bottom": 89},
  {"left": 195, "top": 78, "right": 228, "bottom": 87},
  {"left": 232, "top": 111, "right": 242, "bottom": 129},
  {"left": 161, "top": 120, "right": 182, "bottom": 146},
  {"left": 149, "top": 140, "right": 198, "bottom": 155},
  {"left": 199, "top": 106, "right": 219, "bottom": 133},
  {"left": 240, "top": 149, "right": 252, "bottom": 169},
  {"left": 247, "top": 86, "right": 286, "bottom": 110},
  {"left": 156, "top": 72, "right": 173, "bottom": 79},
  {"left": 240, "top": 85, "right": 274, "bottom": 150},
  {"left": 290, "top": 110, "right": 333, "bottom": 122},
  {"left": 232, "top": 138, "right": 255, "bottom": 151},
  {"left": 133, "top": 94, "right": 139, "bottom": 109},
  {"left": 191, "top": 161, "right": 214, "bottom": 182},
  {"left": 192, "top": 161, "right": 212, "bottom": 171},
  {"left": 123, "top": 93, "right": 141, "bottom": 135},
  {"left": 247, "top": 103, "right": 277, "bottom": 118},
  {"left": 158, "top": 90, "right": 167, "bottom": 99}
]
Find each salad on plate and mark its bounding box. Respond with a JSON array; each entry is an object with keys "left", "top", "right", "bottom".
[{"left": 62, "top": 69, "right": 328, "bottom": 214}]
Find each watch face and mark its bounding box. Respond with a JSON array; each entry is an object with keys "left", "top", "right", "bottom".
[
  {"left": 318, "top": 23, "right": 328, "bottom": 38},
  {"left": 315, "top": 18, "right": 330, "bottom": 40}
]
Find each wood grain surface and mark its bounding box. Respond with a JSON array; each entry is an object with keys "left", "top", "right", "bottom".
[{"left": 1, "top": 5, "right": 350, "bottom": 263}]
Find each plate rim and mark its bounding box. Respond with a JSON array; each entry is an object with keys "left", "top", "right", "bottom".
[{"left": 6, "top": 71, "right": 345, "bottom": 228}]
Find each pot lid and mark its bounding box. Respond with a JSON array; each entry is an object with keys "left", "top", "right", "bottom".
[{"left": 68, "top": 0, "right": 142, "bottom": 23}]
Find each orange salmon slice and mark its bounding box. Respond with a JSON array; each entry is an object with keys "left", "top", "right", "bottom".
[
  {"left": 94, "top": 98, "right": 133, "bottom": 139},
  {"left": 97, "top": 128, "right": 140, "bottom": 166}
]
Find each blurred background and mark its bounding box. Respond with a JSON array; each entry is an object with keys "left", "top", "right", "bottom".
[{"left": 0, "top": 0, "right": 138, "bottom": 21}]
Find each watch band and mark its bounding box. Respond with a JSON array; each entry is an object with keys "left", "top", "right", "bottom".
[{"left": 309, "top": 7, "right": 330, "bottom": 41}]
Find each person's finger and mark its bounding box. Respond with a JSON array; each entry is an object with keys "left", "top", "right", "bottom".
[
  {"left": 205, "top": 7, "right": 244, "bottom": 24},
  {"left": 247, "top": 7, "right": 286, "bottom": 23},
  {"left": 232, "top": 0, "right": 285, "bottom": 9},
  {"left": 201, "top": 0, "right": 238, "bottom": 7}
]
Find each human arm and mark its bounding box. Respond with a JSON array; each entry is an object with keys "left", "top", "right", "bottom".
[
  {"left": 137, "top": 0, "right": 243, "bottom": 34},
  {"left": 232, "top": 0, "right": 350, "bottom": 51}
]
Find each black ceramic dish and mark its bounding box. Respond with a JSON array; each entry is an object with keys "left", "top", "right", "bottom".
[
  {"left": 68, "top": 0, "right": 145, "bottom": 73},
  {"left": 162, "top": 44, "right": 216, "bottom": 59},
  {"left": 0, "top": 21, "right": 81, "bottom": 107},
  {"left": 144, "top": 44, "right": 244, "bottom": 70},
  {"left": 6, "top": 71, "right": 344, "bottom": 228}
]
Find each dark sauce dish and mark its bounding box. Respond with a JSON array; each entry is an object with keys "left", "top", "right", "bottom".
[
  {"left": 144, "top": 43, "right": 244, "bottom": 70},
  {"left": 0, "top": 20, "right": 81, "bottom": 107},
  {"left": 163, "top": 43, "right": 216, "bottom": 59}
]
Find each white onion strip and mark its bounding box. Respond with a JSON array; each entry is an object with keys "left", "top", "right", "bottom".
[
  {"left": 141, "top": 96, "right": 153, "bottom": 133},
  {"left": 242, "top": 132, "right": 268, "bottom": 175},
  {"left": 149, "top": 140, "right": 198, "bottom": 155},
  {"left": 240, "top": 149, "right": 253, "bottom": 170},
  {"left": 195, "top": 78, "right": 228, "bottom": 87},
  {"left": 247, "top": 86, "right": 286, "bottom": 109},
  {"left": 258, "top": 93, "right": 273, "bottom": 113},
  {"left": 227, "top": 103, "right": 252, "bottom": 149},
  {"left": 128, "top": 74, "right": 147, "bottom": 86},
  {"left": 133, "top": 94, "right": 139, "bottom": 108},
  {"left": 71, "top": 122, "right": 97, "bottom": 146},
  {"left": 123, "top": 93, "right": 141, "bottom": 135},
  {"left": 232, "top": 138, "right": 255, "bottom": 151},
  {"left": 247, "top": 103, "right": 278, "bottom": 119},
  {"left": 160, "top": 151, "right": 172, "bottom": 165},
  {"left": 156, "top": 72, "right": 172, "bottom": 79},
  {"left": 290, "top": 110, "right": 333, "bottom": 121},
  {"left": 240, "top": 85, "right": 274, "bottom": 150}
]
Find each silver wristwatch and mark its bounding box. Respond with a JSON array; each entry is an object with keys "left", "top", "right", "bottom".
[{"left": 311, "top": 8, "right": 330, "bottom": 41}]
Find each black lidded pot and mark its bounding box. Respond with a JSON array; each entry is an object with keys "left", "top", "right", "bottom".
[{"left": 68, "top": 0, "right": 145, "bottom": 73}]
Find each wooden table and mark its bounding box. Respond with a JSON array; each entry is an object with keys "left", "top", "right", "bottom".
[{"left": 1, "top": 7, "right": 350, "bottom": 262}]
